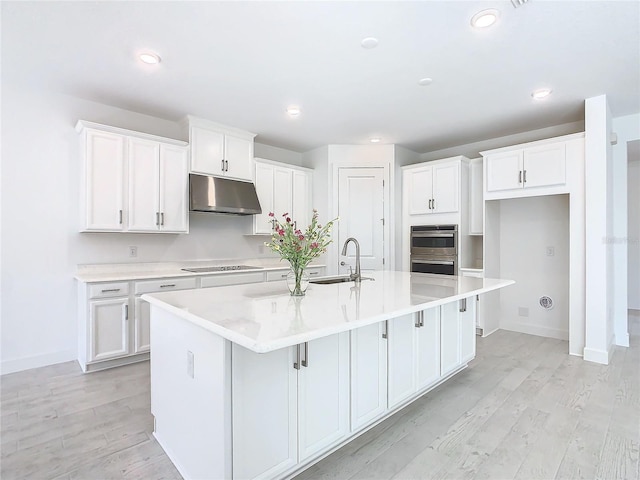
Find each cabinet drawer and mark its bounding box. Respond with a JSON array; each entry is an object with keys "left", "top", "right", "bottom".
[
  {"left": 200, "top": 272, "right": 265, "bottom": 288},
  {"left": 89, "top": 282, "right": 130, "bottom": 299},
  {"left": 135, "top": 277, "right": 197, "bottom": 295},
  {"left": 265, "top": 268, "right": 323, "bottom": 282}
]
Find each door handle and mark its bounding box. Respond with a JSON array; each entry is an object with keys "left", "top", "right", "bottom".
[
  {"left": 519, "top": 171, "right": 522, "bottom": 184},
  {"left": 460, "top": 298, "right": 467, "bottom": 312},
  {"left": 225, "top": 160, "right": 229, "bottom": 172},
  {"left": 432, "top": 198, "right": 435, "bottom": 210},
  {"left": 156, "top": 212, "right": 160, "bottom": 226},
  {"left": 301, "top": 342, "right": 308, "bottom": 368},
  {"left": 221, "top": 159, "right": 225, "bottom": 172},
  {"left": 119, "top": 209, "right": 123, "bottom": 225},
  {"left": 382, "top": 320, "right": 388, "bottom": 339},
  {"left": 294, "top": 344, "right": 301, "bottom": 370},
  {"left": 523, "top": 170, "right": 527, "bottom": 183},
  {"left": 161, "top": 212, "right": 165, "bottom": 226},
  {"left": 428, "top": 199, "right": 432, "bottom": 210},
  {"left": 124, "top": 304, "right": 129, "bottom": 320}
]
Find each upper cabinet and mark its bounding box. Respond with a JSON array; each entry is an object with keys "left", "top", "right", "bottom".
[
  {"left": 405, "top": 156, "right": 464, "bottom": 215},
  {"left": 253, "top": 159, "right": 313, "bottom": 235},
  {"left": 469, "top": 158, "right": 483, "bottom": 235},
  {"left": 185, "top": 116, "right": 256, "bottom": 182},
  {"left": 484, "top": 140, "right": 567, "bottom": 195},
  {"left": 77, "top": 120, "right": 189, "bottom": 234}
]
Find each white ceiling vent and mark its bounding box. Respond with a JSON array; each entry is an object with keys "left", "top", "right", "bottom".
[
  {"left": 539, "top": 296, "right": 554, "bottom": 310},
  {"left": 511, "top": 0, "right": 529, "bottom": 8}
]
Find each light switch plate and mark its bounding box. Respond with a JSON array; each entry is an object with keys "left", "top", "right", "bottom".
[{"left": 187, "top": 350, "right": 194, "bottom": 378}]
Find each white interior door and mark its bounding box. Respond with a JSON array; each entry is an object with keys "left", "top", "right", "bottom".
[{"left": 337, "top": 167, "right": 385, "bottom": 273}]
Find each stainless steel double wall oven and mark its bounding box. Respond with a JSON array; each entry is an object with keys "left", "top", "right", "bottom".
[{"left": 410, "top": 225, "right": 457, "bottom": 275}]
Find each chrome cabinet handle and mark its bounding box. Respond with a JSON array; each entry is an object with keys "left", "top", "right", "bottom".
[
  {"left": 294, "top": 344, "right": 301, "bottom": 370},
  {"left": 382, "top": 320, "right": 388, "bottom": 339},
  {"left": 460, "top": 298, "right": 467, "bottom": 312},
  {"left": 519, "top": 171, "right": 522, "bottom": 184},
  {"left": 309, "top": 271, "right": 319, "bottom": 276},
  {"left": 281, "top": 273, "right": 288, "bottom": 278},
  {"left": 101, "top": 288, "right": 120, "bottom": 293},
  {"left": 415, "top": 311, "right": 421, "bottom": 328},
  {"left": 523, "top": 170, "right": 527, "bottom": 183},
  {"left": 221, "top": 159, "right": 225, "bottom": 172},
  {"left": 428, "top": 199, "right": 432, "bottom": 210},
  {"left": 161, "top": 212, "right": 164, "bottom": 226},
  {"left": 156, "top": 212, "right": 160, "bottom": 226},
  {"left": 301, "top": 342, "right": 308, "bottom": 368},
  {"left": 432, "top": 198, "right": 435, "bottom": 210},
  {"left": 160, "top": 284, "right": 176, "bottom": 288},
  {"left": 124, "top": 304, "right": 129, "bottom": 320},
  {"left": 225, "top": 160, "right": 229, "bottom": 172},
  {"left": 119, "top": 210, "right": 123, "bottom": 225}
]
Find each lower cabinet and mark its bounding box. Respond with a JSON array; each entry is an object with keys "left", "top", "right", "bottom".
[
  {"left": 232, "top": 332, "right": 350, "bottom": 480},
  {"left": 89, "top": 298, "right": 130, "bottom": 362},
  {"left": 441, "top": 298, "right": 476, "bottom": 376},
  {"left": 350, "top": 322, "right": 387, "bottom": 431}
]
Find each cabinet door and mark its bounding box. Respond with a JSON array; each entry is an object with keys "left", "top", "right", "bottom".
[
  {"left": 440, "top": 302, "right": 461, "bottom": 377},
  {"left": 190, "top": 126, "right": 225, "bottom": 176},
  {"left": 128, "top": 138, "right": 160, "bottom": 232},
  {"left": 298, "top": 333, "right": 350, "bottom": 461},
  {"left": 159, "top": 144, "right": 189, "bottom": 233},
  {"left": 232, "top": 344, "right": 298, "bottom": 480},
  {"left": 408, "top": 167, "right": 434, "bottom": 215},
  {"left": 387, "top": 314, "right": 417, "bottom": 409},
  {"left": 89, "top": 298, "right": 129, "bottom": 362},
  {"left": 485, "top": 150, "right": 523, "bottom": 192},
  {"left": 460, "top": 297, "right": 476, "bottom": 364},
  {"left": 416, "top": 307, "right": 441, "bottom": 391},
  {"left": 85, "top": 130, "right": 126, "bottom": 231},
  {"left": 254, "top": 162, "right": 275, "bottom": 234},
  {"left": 292, "top": 170, "right": 312, "bottom": 230},
  {"left": 350, "top": 323, "right": 387, "bottom": 431},
  {"left": 224, "top": 134, "right": 253, "bottom": 181},
  {"left": 134, "top": 297, "right": 150, "bottom": 353},
  {"left": 469, "top": 159, "right": 484, "bottom": 235},
  {"left": 273, "top": 167, "right": 293, "bottom": 220},
  {"left": 523, "top": 142, "right": 566, "bottom": 189},
  {"left": 432, "top": 162, "right": 459, "bottom": 213}
]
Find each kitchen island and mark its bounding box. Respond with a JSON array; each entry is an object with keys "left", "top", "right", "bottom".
[{"left": 143, "top": 271, "right": 514, "bottom": 480}]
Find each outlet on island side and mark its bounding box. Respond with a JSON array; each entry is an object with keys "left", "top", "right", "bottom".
[
  {"left": 187, "top": 350, "right": 194, "bottom": 378},
  {"left": 129, "top": 246, "right": 138, "bottom": 258},
  {"left": 546, "top": 246, "right": 555, "bottom": 256}
]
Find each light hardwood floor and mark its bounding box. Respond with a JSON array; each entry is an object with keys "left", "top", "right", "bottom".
[{"left": 2, "top": 312, "right": 639, "bottom": 480}]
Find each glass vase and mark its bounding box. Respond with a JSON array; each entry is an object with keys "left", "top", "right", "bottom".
[{"left": 287, "top": 268, "right": 310, "bottom": 296}]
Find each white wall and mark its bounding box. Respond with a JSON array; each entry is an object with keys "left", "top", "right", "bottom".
[
  {"left": 497, "top": 195, "right": 570, "bottom": 340},
  {"left": 628, "top": 142, "right": 640, "bottom": 310},
  {"left": 254, "top": 142, "right": 303, "bottom": 167},
  {"left": 0, "top": 85, "right": 298, "bottom": 372},
  {"left": 393, "top": 146, "right": 420, "bottom": 269}
]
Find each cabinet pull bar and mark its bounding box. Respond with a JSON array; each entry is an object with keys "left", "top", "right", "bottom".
[
  {"left": 432, "top": 198, "right": 435, "bottom": 210},
  {"left": 382, "top": 320, "right": 388, "bottom": 339},
  {"left": 161, "top": 212, "right": 164, "bottom": 226},
  {"left": 156, "top": 212, "right": 160, "bottom": 226},
  {"left": 281, "top": 274, "right": 288, "bottom": 278},
  {"left": 460, "top": 298, "right": 467, "bottom": 312},
  {"left": 101, "top": 288, "right": 121, "bottom": 293},
  {"left": 519, "top": 171, "right": 522, "bottom": 184},
  {"left": 124, "top": 304, "right": 129, "bottom": 320},
  {"left": 420, "top": 310, "right": 425, "bottom": 327},
  {"left": 160, "top": 284, "right": 176, "bottom": 288},
  {"left": 301, "top": 342, "right": 308, "bottom": 368},
  {"left": 221, "top": 159, "right": 225, "bottom": 172},
  {"left": 415, "top": 311, "right": 422, "bottom": 328},
  {"left": 119, "top": 210, "right": 123, "bottom": 225},
  {"left": 523, "top": 170, "right": 527, "bottom": 183},
  {"left": 225, "top": 160, "right": 229, "bottom": 172},
  {"left": 428, "top": 199, "right": 432, "bottom": 210},
  {"left": 309, "top": 271, "right": 319, "bottom": 276},
  {"left": 294, "top": 344, "right": 301, "bottom": 370}
]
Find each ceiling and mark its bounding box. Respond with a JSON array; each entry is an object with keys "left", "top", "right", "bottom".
[{"left": 2, "top": 1, "right": 639, "bottom": 153}]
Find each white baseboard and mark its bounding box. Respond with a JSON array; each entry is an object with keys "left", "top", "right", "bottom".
[
  {"left": 499, "top": 320, "right": 569, "bottom": 341},
  {"left": 1, "top": 350, "right": 76, "bottom": 375},
  {"left": 583, "top": 347, "right": 611, "bottom": 365}
]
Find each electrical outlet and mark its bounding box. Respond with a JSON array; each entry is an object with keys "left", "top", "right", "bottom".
[
  {"left": 546, "top": 246, "right": 555, "bottom": 256},
  {"left": 187, "top": 350, "right": 194, "bottom": 378},
  {"left": 518, "top": 307, "right": 529, "bottom": 317},
  {"left": 129, "top": 246, "right": 138, "bottom": 258}
]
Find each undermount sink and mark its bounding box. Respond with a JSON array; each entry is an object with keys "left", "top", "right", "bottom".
[{"left": 309, "top": 275, "right": 374, "bottom": 285}]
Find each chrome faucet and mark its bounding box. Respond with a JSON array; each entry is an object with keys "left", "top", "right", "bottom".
[{"left": 341, "top": 237, "right": 361, "bottom": 283}]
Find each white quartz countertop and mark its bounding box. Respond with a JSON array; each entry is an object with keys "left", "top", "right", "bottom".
[
  {"left": 74, "top": 258, "right": 325, "bottom": 283},
  {"left": 142, "top": 271, "right": 514, "bottom": 353}
]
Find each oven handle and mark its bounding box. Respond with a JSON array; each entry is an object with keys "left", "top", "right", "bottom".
[
  {"left": 411, "top": 259, "right": 455, "bottom": 266},
  {"left": 411, "top": 232, "right": 455, "bottom": 238}
]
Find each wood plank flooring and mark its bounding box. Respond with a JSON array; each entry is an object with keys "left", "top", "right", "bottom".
[{"left": 2, "top": 311, "right": 638, "bottom": 480}]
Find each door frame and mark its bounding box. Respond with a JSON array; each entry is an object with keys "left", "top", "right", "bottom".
[{"left": 328, "top": 152, "right": 393, "bottom": 275}]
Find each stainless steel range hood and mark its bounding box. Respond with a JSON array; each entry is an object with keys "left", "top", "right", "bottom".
[{"left": 189, "top": 173, "right": 262, "bottom": 215}]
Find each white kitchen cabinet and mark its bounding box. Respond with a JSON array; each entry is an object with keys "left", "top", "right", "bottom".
[
  {"left": 440, "top": 301, "right": 461, "bottom": 377},
  {"left": 460, "top": 297, "right": 476, "bottom": 364},
  {"left": 469, "top": 158, "right": 484, "bottom": 235},
  {"left": 406, "top": 158, "right": 460, "bottom": 215},
  {"left": 253, "top": 159, "right": 313, "bottom": 235},
  {"left": 134, "top": 297, "right": 151, "bottom": 354},
  {"left": 127, "top": 138, "right": 189, "bottom": 233},
  {"left": 232, "top": 345, "right": 298, "bottom": 480},
  {"left": 188, "top": 120, "right": 255, "bottom": 181},
  {"left": 485, "top": 141, "right": 566, "bottom": 194},
  {"left": 232, "top": 332, "right": 349, "bottom": 478},
  {"left": 350, "top": 322, "right": 387, "bottom": 431},
  {"left": 387, "top": 314, "right": 417, "bottom": 408},
  {"left": 89, "top": 298, "right": 129, "bottom": 362},
  {"left": 80, "top": 128, "right": 126, "bottom": 231},
  {"left": 415, "top": 307, "right": 441, "bottom": 391},
  {"left": 77, "top": 120, "right": 188, "bottom": 234}
]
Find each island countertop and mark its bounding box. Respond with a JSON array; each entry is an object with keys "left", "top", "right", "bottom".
[{"left": 142, "top": 270, "right": 514, "bottom": 353}]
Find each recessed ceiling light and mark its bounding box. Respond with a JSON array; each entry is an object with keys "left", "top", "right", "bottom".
[
  {"left": 418, "top": 77, "right": 433, "bottom": 86},
  {"left": 470, "top": 9, "right": 499, "bottom": 28},
  {"left": 139, "top": 52, "right": 161, "bottom": 64},
  {"left": 286, "top": 106, "right": 301, "bottom": 117},
  {"left": 370, "top": 137, "right": 381, "bottom": 143},
  {"left": 361, "top": 37, "right": 379, "bottom": 49},
  {"left": 532, "top": 88, "right": 552, "bottom": 99}
]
